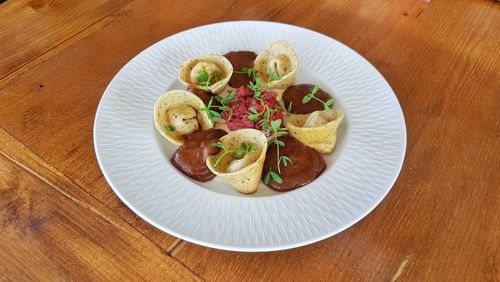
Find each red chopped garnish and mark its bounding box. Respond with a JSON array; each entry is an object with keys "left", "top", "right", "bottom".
[{"left": 224, "top": 86, "right": 285, "bottom": 133}]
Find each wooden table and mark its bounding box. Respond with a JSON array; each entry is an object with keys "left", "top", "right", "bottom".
[{"left": 1, "top": 0, "right": 498, "bottom": 280}]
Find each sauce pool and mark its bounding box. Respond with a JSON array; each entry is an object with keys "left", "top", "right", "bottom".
[
  {"left": 171, "top": 129, "right": 227, "bottom": 182},
  {"left": 263, "top": 136, "right": 326, "bottom": 191}
]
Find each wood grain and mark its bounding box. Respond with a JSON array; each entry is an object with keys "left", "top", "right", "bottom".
[
  {"left": 0, "top": 0, "right": 498, "bottom": 280},
  {"left": 0, "top": 128, "right": 199, "bottom": 280},
  {"left": 0, "top": 0, "right": 131, "bottom": 80},
  {"left": 169, "top": 0, "right": 500, "bottom": 281}
]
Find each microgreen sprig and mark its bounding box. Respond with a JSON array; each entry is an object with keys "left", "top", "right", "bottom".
[
  {"left": 267, "top": 66, "right": 281, "bottom": 81},
  {"left": 200, "top": 98, "right": 222, "bottom": 125},
  {"left": 248, "top": 79, "right": 262, "bottom": 99},
  {"left": 214, "top": 90, "right": 238, "bottom": 112},
  {"left": 242, "top": 67, "right": 258, "bottom": 80},
  {"left": 242, "top": 66, "right": 290, "bottom": 185},
  {"left": 264, "top": 119, "right": 292, "bottom": 185},
  {"left": 302, "top": 85, "right": 335, "bottom": 111},
  {"left": 197, "top": 70, "right": 222, "bottom": 87},
  {"left": 201, "top": 91, "right": 238, "bottom": 125},
  {"left": 277, "top": 100, "right": 293, "bottom": 115},
  {"left": 247, "top": 67, "right": 281, "bottom": 99},
  {"left": 233, "top": 67, "right": 258, "bottom": 81},
  {"left": 211, "top": 141, "right": 257, "bottom": 168}
]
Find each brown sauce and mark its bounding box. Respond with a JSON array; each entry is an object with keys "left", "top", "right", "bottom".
[
  {"left": 171, "top": 129, "right": 227, "bottom": 182},
  {"left": 282, "top": 84, "right": 333, "bottom": 114},
  {"left": 186, "top": 85, "right": 215, "bottom": 105},
  {"left": 223, "top": 51, "right": 257, "bottom": 88},
  {"left": 262, "top": 136, "right": 326, "bottom": 191}
]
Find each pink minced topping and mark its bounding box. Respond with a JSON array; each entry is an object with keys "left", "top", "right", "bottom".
[{"left": 223, "top": 86, "right": 285, "bottom": 133}]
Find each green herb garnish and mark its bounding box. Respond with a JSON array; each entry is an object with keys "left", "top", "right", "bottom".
[
  {"left": 214, "top": 90, "right": 238, "bottom": 111},
  {"left": 248, "top": 106, "right": 260, "bottom": 122},
  {"left": 278, "top": 100, "right": 293, "bottom": 115},
  {"left": 200, "top": 98, "right": 222, "bottom": 125},
  {"left": 243, "top": 67, "right": 291, "bottom": 186},
  {"left": 248, "top": 79, "right": 262, "bottom": 99},
  {"left": 302, "top": 85, "right": 335, "bottom": 110},
  {"left": 263, "top": 119, "right": 292, "bottom": 185},
  {"left": 164, "top": 125, "right": 175, "bottom": 132},
  {"left": 211, "top": 141, "right": 257, "bottom": 167},
  {"left": 197, "top": 70, "right": 222, "bottom": 87},
  {"left": 242, "top": 67, "right": 258, "bottom": 80},
  {"left": 267, "top": 66, "right": 281, "bottom": 81},
  {"left": 201, "top": 91, "right": 239, "bottom": 125}
]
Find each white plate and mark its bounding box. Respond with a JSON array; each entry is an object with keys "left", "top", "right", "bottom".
[{"left": 94, "top": 21, "right": 406, "bottom": 252}]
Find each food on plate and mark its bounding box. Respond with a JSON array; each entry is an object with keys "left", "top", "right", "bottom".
[
  {"left": 286, "top": 110, "right": 344, "bottom": 154},
  {"left": 262, "top": 136, "right": 326, "bottom": 191},
  {"left": 155, "top": 41, "right": 344, "bottom": 194},
  {"left": 253, "top": 41, "right": 298, "bottom": 89},
  {"left": 206, "top": 129, "right": 268, "bottom": 194},
  {"left": 282, "top": 84, "right": 334, "bottom": 114},
  {"left": 223, "top": 51, "right": 257, "bottom": 88},
  {"left": 186, "top": 85, "right": 217, "bottom": 105},
  {"left": 154, "top": 90, "right": 213, "bottom": 145},
  {"left": 178, "top": 55, "right": 233, "bottom": 94},
  {"left": 282, "top": 84, "right": 343, "bottom": 153},
  {"left": 172, "top": 129, "right": 227, "bottom": 182},
  {"left": 223, "top": 85, "right": 285, "bottom": 132}
]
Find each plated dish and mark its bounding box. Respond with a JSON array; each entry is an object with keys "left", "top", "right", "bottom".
[
  {"left": 154, "top": 41, "right": 344, "bottom": 194},
  {"left": 94, "top": 21, "right": 406, "bottom": 251}
]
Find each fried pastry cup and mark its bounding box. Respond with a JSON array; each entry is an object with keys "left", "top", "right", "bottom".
[
  {"left": 285, "top": 110, "right": 344, "bottom": 154},
  {"left": 206, "top": 129, "right": 268, "bottom": 194},
  {"left": 254, "top": 41, "right": 298, "bottom": 89},
  {"left": 179, "top": 55, "right": 233, "bottom": 94},
  {"left": 154, "top": 90, "right": 213, "bottom": 145}
]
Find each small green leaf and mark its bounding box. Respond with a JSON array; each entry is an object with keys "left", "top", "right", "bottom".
[
  {"left": 256, "top": 78, "right": 261, "bottom": 89},
  {"left": 214, "top": 96, "right": 222, "bottom": 102},
  {"left": 164, "top": 125, "right": 175, "bottom": 132},
  {"left": 242, "top": 67, "right": 258, "bottom": 80},
  {"left": 212, "top": 141, "right": 224, "bottom": 149},
  {"left": 267, "top": 66, "right": 281, "bottom": 81},
  {"left": 262, "top": 109, "right": 270, "bottom": 121},
  {"left": 232, "top": 151, "right": 243, "bottom": 158},
  {"left": 270, "top": 119, "right": 282, "bottom": 131},
  {"left": 270, "top": 171, "right": 283, "bottom": 184},
  {"left": 310, "top": 85, "right": 319, "bottom": 96},
  {"left": 281, "top": 156, "right": 292, "bottom": 167},
  {"left": 325, "top": 98, "right": 335, "bottom": 106},
  {"left": 302, "top": 95, "right": 312, "bottom": 104},
  {"left": 197, "top": 71, "right": 209, "bottom": 84},
  {"left": 211, "top": 110, "right": 222, "bottom": 118},
  {"left": 248, "top": 114, "right": 259, "bottom": 122},
  {"left": 287, "top": 101, "right": 293, "bottom": 112},
  {"left": 276, "top": 140, "right": 285, "bottom": 147},
  {"left": 264, "top": 171, "right": 271, "bottom": 185},
  {"left": 278, "top": 100, "right": 285, "bottom": 111},
  {"left": 249, "top": 106, "right": 258, "bottom": 114}
]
